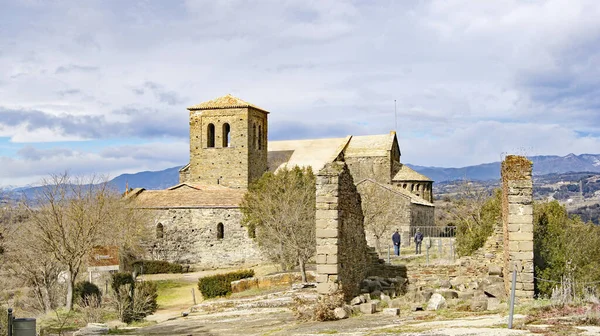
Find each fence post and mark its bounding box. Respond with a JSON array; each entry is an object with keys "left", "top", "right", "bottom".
[
  {"left": 508, "top": 266, "right": 517, "bottom": 329},
  {"left": 438, "top": 239, "right": 442, "bottom": 259},
  {"left": 426, "top": 243, "right": 430, "bottom": 266},
  {"left": 191, "top": 288, "right": 197, "bottom": 305},
  {"left": 8, "top": 307, "right": 13, "bottom": 336}
]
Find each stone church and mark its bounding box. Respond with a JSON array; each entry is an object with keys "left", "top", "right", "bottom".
[{"left": 127, "top": 94, "right": 434, "bottom": 268}]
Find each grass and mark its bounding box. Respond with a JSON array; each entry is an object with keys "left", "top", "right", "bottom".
[
  {"left": 230, "top": 284, "right": 289, "bottom": 299},
  {"left": 318, "top": 330, "right": 339, "bottom": 334},
  {"left": 153, "top": 280, "right": 197, "bottom": 309}
]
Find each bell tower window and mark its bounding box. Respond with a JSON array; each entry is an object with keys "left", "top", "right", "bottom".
[
  {"left": 207, "top": 123, "right": 215, "bottom": 148},
  {"left": 217, "top": 223, "right": 224, "bottom": 239},
  {"left": 222, "top": 123, "right": 231, "bottom": 147}
]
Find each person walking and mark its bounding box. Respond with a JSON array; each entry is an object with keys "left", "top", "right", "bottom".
[
  {"left": 392, "top": 229, "right": 401, "bottom": 256},
  {"left": 414, "top": 229, "right": 424, "bottom": 254}
]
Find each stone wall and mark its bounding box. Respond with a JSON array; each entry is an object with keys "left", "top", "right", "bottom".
[
  {"left": 315, "top": 162, "right": 370, "bottom": 300},
  {"left": 345, "top": 157, "right": 392, "bottom": 185},
  {"left": 147, "top": 207, "right": 263, "bottom": 268},
  {"left": 501, "top": 155, "right": 534, "bottom": 298}
]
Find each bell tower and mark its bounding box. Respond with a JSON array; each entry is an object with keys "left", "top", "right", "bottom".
[{"left": 187, "top": 94, "right": 269, "bottom": 189}]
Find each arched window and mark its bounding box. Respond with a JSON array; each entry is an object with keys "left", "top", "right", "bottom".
[
  {"left": 156, "top": 223, "right": 164, "bottom": 239},
  {"left": 222, "top": 123, "right": 231, "bottom": 147},
  {"left": 207, "top": 124, "right": 215, "bottom": 148},
  {"left": 252, "top": 124, "right": 257, "bottom": 149},
  {"left": 217, "top": 223, "right": 224, "bottom": 239},
  {"left": 258, "top": 125, "right": 262, "bottom": 150}
]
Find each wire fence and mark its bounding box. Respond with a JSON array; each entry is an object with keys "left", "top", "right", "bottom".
[{"left": 409, "top": 226, "right": 456, "bottom": 239}]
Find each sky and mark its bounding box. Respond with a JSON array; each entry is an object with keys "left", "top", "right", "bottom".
[{"left": 1, "top": 0, "right": 600, "bottom": 186}]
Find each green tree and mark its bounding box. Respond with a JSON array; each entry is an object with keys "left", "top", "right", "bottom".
[
  {"left": 534, "top": 201, "right": 600, "bottom": 297},
  {"left": 241, "top": 166, "right": 316, "bottom": 282},
  {"left": 449, "top": 186, "right": 501, "bottom": 257}
]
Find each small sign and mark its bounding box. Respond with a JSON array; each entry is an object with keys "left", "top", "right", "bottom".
[{"left": 89, "top": 246, "right": 119, "bottom": 272}]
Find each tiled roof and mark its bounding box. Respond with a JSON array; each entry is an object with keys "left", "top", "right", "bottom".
[
  {"left": 187, "top": 94, "right": 268, "bottom": 112},
  {"left": 393, "top": 164, "right": 432, "bottom": 182},
  {"left": 344, "top": 133, "right": 396, "bottom": 158},
  {"left": 129, "top": 183, "right": 245, "bottom": 208},
  {"left": 267, "top": 137, "right": 350, "bottom": 173},
  {"left": 356, "top": 178, "right": 434, "bottom": 207}
]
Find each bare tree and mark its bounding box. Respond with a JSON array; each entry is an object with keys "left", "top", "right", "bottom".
[
  {"left": 241, "top": 166, "right": 316, "bottom": 282},
  {"left": 3, "top": 215, "right": 61, "bottom": 313},
  {"left": 23, "top": 172, "right": 150, "bottom": 311},
  {"left": 444, "top": 182, "right": 501, "bottom": 256},
  {"left": 357, "top": 181, "right": 399, "bottom": 257}
]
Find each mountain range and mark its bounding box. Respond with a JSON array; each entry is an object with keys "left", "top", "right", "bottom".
[{"left": 6, "top": 154, "right": 600, "bottom": 195}]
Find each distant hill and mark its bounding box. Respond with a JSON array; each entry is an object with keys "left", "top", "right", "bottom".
[
  {"left": 109, "top": 166, "right": 181, "bottom": 191},
  {"left": 409, "top": 153, "right": 600, "bottom": 182},
  {"left": 7, "top": 153, "right": 600, "bottom": 199}
]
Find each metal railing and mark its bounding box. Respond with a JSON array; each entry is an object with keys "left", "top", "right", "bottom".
[{"left": 409, "top": 226, "right": 456, "bottom": 238}]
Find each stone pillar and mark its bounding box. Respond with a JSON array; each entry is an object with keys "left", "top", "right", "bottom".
[
  {"left": 315, "top": 162, "right": 368, "bottom": 300},
  {"left": 501, "top": 155, "right": 534, "bottom": 299}
]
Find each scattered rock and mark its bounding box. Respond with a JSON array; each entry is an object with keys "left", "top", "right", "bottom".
[
  {"left": 458, "top": 291, "right": 474, "bottom": 300},
  {"left": 291, "top": 282, "right": 317, "bottom": 290},
  {"left": 380, "top": 293, "right": 391, "bottom": 303},
  {"left": 426, "top": 293, "right": 447, "bottom": 311},
  {"left": 439, "top": 290, "right": 459, "bottom": 300},
  {"left": 362, "top": 293, "right": 371, "bottom": 302},
  {"left": 484, "top": 283, "right": 507, "bottom": 299},
  {"left": 411, "top": 304, "right": 424, "bottom": 311},
  {"left": 488, "top": 265, "right": 503, "bottom": 276},
  {"left": 439, "top": 280, "right": 452, "bottom": 289},
  {"left": 181, "top": 311, "right": 189, "bottom": 317},
  {"left": 470, "top": 299, "right": 488, "bottom": 312},
  {"left": 350, "top": 296, "right": 364, "bottom": 306},
  {"left": 73, "top": 323, "right": 109, "bottom": 336},
  {"left": 359, "top": 302, "right": 377, "bottom": 314},
  {"left": 334, "top": 307, "right": 349, "bottom": 319},
  {"left": 487, "top": 297, "right": 501, "bottom": 311},
  {"left": 383, "top": 308, "right": 400, "bottom": 316},
  {"left": 421, "top": 290, "right": 434, "bottom": 302}
]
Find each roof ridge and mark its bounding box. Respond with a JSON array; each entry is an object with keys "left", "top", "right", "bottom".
[{"left": 187, "top": 94, "right": 268, "bottom": 112}]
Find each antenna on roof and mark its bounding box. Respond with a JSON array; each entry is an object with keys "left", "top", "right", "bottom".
[{"left": 394, "top": 99, "right": 397, "bottom": 131}]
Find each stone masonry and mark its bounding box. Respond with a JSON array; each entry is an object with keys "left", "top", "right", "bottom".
[
  {"left": 315, "top": 162, "right": 369, "bottom": 300},
  {"left": 501, "top": 155, "right": 534, "bottom": 298}
]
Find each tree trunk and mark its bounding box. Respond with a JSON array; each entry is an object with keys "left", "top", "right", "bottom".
[
  {"left": 298, "top": 257, "right": 307, "bottom": 283},
  {"left": 375, "top": 236, "right": 382, "bottom": 257},
  {"left": 66, "top": 271, "right": 74, "bottom": 311},
  {"left": 41, "top": 285, "right": 52, "bottom": 313}
]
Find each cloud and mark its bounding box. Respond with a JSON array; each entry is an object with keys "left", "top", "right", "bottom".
[
  {"left": 132, "top": 82, "right": 187, "bottom": 106},
  {"left": 54, "top": 64, "right": 98, "bottom": 74},
  {"left": 0, "top": 141, "right": 188, "bottom": 186},
  {"left": 0, "top": 106, "right": 188, "bottom": 141},
  {"left": 1, "top": 0, "right": 600, "bottom": 185}
]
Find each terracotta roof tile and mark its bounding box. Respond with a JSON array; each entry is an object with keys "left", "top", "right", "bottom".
[
  {"left": 393, "top": 164, "right": 432, "bottom": 182},
  {"left": 187, "top": 94, "right": 268, "bottom": 112},
  {"left": 130, "top": 183, "right": 245, "bottom": 208}
]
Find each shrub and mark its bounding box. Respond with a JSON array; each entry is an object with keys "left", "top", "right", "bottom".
[
  {"left": 111, "top": 272, "right": 134, "bottom": 295},
  {"left": 197, "top": 269, "right": 254, "bottom": 299},
  {"left": 131, "top": 260, "right": 185, "bottom": 274},
  {"left": 291, "top": 290, "right": 345, "bottom": 321},
  {"left": 74, "top": 281, "right": 102, "bottom": 308},
  {"left": 131, "top": 281, "right": 158, "bottom": 321}
]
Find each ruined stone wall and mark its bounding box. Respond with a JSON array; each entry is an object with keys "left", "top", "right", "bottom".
[
  {"left": 345, "top": 157, "right": 392, "bottom": 184},
  {"left": 188, "top": 107, "right": 267, "bottom": 189},
  {"left": 146, "top": 207, "right": 263, "bottom": 268},
  {"left": 315, "top": 162, "right": 369, "bottom": 300},
  {"left": 501, "top": 155, "right": 534, "bottom": 298}
]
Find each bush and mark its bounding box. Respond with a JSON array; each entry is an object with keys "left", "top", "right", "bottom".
[
  {"left": 454, "top": 188, "right": 501, "bottom": 256},
  {"left": 131, "top": 260, "right": 186, "bottom": 274},
  {"left": 197, "top": 269, "right": 254, "bottom": 299},
  {"left": 74, "top": 281, "right": 102, "bottom": 308},
  {"left": 111, "top": 272, "right": 134, "bottom": 295},
  {"left": 131, "top": 281, "right": 158, "bottom": 321}
]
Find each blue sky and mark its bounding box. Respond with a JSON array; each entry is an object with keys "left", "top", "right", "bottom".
[{"left": 1, "top": 0, "right": 600, "bottom": 186}]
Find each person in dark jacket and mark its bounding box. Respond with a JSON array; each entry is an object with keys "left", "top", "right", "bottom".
[
  {"left": 414, "top": 229, "right": 424, "bottom": 254},
  {"left": 392, "top": 229, "right": 401, "bottom": 256}
]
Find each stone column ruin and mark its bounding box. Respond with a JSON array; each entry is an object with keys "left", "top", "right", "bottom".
[{"left": 501, "top": 155, "right": 535, "bottom": 299}]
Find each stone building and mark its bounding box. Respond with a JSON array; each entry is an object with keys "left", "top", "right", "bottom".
[{"left": 128, "top": 94, "right": 434, "bottom": 268}]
